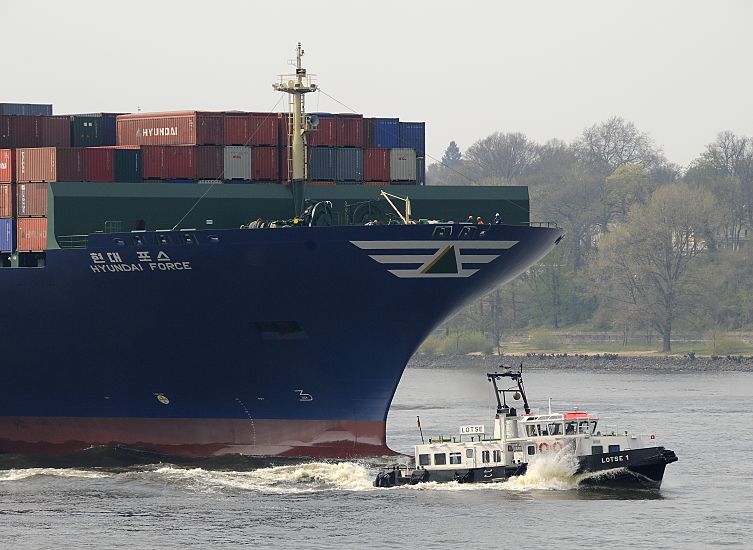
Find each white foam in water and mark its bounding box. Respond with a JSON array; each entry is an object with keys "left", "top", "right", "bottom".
[
  {"left": 0, "top": 468, "right": 109, "bottom": 482},
  {"left": 145, "top": 462, "right": 375, "bottom": 494},
  {"left": 503, "top": 447, "right": 579, "bottom": 491}
]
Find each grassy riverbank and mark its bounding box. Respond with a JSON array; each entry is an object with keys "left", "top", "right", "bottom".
[{"left": 420, "top": 330, "right": 753, "bottom": 357}]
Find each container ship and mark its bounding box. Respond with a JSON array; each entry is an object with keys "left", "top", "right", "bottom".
[{"left": 0, "top": 45, "right": 563, "bottom": 458}]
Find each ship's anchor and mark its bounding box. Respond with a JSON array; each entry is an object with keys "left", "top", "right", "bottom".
[{"left": 295, "top": 389, "right": 313, "bottom": 402}]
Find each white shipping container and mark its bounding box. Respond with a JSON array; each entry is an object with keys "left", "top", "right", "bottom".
[
  {"left": 389, "top": 148, "right": 417, "bottom": 181},
  {"left": 223, "top": 146, "right": 252, "bottom": 180}
]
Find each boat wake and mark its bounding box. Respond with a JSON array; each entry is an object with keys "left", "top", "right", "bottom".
[
  {"left": 140, "top": 462, "right": 376, "bottom": 493},
  {"left": 0, "top": 452, "right": 641, "bottom": 495},
  {"left": 0, "top": 468, "right": 109, "bottom": 482}
]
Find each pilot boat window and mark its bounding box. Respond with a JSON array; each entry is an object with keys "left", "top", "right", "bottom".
[
  {"left": 565, "top": 421, "right": 577, "bottom": 435},
  {"left": 481, "top": 450, "right": 490, "bottom": 463},
  {"left": 591, "top": 445, "right": 604, "bottom": 455},
  {"left": 449, "top": 452, "right": 462, "bottom": 465},
  {"left": 418, "top": 454, "right": 430, "bottom": 466},
  {"left": 527, "top": 445, "right": 536, "bottom": 455},
  {"left": 548, "top": 423, "right": 563, "bottom": 436},
  {"left": 434, "top": 453, "right": 447, "bottom": 465},
  {"left": 539, "top": 424, "right": 549, "bottom": 436},
  {"left": 493, "top": 450, "right": 502, "bottom": 462},
  {"left": 526, "top": 424, "right": 537, "bottom": 437},
  {"left": 608, "top": 444, "right": 620, "bottom": 453},
  {"left": 465, "top": 449, "right": 474, "bottom": 459},
  {"left": 578, "top": 421, "right": 591, "bottom": 434}
]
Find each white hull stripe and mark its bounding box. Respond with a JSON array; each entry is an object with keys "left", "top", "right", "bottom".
[
  {"left": 350, "top": 240, "right": 520, "bottom": 278},
  {"left": 351, "top": 240, "right": 519, "bottom": 250}
]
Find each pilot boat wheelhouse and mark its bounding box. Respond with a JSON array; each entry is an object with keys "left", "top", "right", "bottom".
[{"left": 375, "top": 367, "right": 677, "bottom": 489}]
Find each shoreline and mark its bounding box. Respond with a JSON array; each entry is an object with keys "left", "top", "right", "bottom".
[{"left": 408, "top": 353, "right": 753, "bottom": 372}]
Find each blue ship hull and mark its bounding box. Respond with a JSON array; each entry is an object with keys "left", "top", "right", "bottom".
[{"left": 0, "top": 223, "right": 562, "bottom": 457}]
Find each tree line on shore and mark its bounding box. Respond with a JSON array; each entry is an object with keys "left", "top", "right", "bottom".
[{"left": 427, "top": 118, "right": 753, "bottom": 352}]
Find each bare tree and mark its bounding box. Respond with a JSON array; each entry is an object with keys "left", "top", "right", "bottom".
[
  {"left": 464, "top": 132, "right": 538, "bottom": 183},
  {"left": 592, "top": 184, "right": 719, "bottom": 352},
  {"left": 574, "top": 117, "right": 663, "bottom": 173}
]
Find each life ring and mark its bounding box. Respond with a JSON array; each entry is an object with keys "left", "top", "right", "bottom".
[
  {"left": 538, "top": 442, "right": 549, "bottom": 453},
  {"left": 552, "top": 441, "right": 563, "bottom": 451}
]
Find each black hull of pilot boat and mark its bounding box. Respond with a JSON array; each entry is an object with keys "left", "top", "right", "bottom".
[{"left": 374, "top": 447, "right": 678, "bottom": 490}]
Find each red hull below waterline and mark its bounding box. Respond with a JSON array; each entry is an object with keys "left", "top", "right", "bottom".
[{"left": 0, "top": 417, "right": 397, "bottom": 458}]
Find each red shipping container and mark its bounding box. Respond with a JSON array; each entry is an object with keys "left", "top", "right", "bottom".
[
  {"left": 335, "top": 114, "right": 364, "bottom": 147},
  {"left": 364, "top": 148, "right": 390, "bottom": 181},
  {"left": 0, "top": 149, "right": 14, "bottom": 182},
  {"left": 117, "top": 111, "right": 224, "bottom": 146},
  {"left": 40, "top": 116, "right": 71, "bottom": 147},
  {"left": 0, "top": 184, "right": 13, "bottom": 217},
  {"left": 84, "top": 148, "right": 115, "bottom": 182},
  {"left": 17, "top": 216, "right": 47, "bottom": 252},
  {"left": 305, "top": 181, "right": 336, "bottom": 185},
  {"left": 167, "top": 146, "right": 223, "bottom": 180},
  {"left": 252, "top": 147, "right": 279, "bottom": 181},
  {"left": 141, "top": 145, "right": 168, "bottom": 179},
  {"left": 224, "top": 113, "right": 251, "bottom": 145},
  {"left": 248, "top": 113, "right": 278, "bottom": 146},
  {"left": 16, "top": 147, "right": 84, "bottom": 182},
  {"left": 16, "top": 182, "right": 48, "bottom": 216},
  {"left": 223, "top": 113, "right": 278, "bottom": 146},
  {"left": 0, "top": 115, "right": 41, "bottom": 148},
  {"left": 307, "top": 117, "right": 336, "bottom": 147}
]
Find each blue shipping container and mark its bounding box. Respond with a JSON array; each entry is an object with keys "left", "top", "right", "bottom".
[
  {"left": 399, "top": 122, "right": 426, "bottom": 155},
  {"left": 0, "top": 218, "right": 16, "bottom": 252},
  {"left": 71, "top": 113, "right": 120, "bottom": 147},
  {"left": 417, "top": 157, "right": 425, "bottom": 185},
  {"left": 336, "top": 148, "right": 363, "bottom": 182},
  {"left": 308, "top": 148, "right": 337, "bottom": 180},
  {"left": 0, "top": 103, "right": 53, "bottom": 116},
  {"left": 373, "top": 118, "right": 399, "bottom": 148}
]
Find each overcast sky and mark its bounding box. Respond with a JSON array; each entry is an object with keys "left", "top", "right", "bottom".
[{"left": 4, "top": 1, "right": 752, "bottom": 167}]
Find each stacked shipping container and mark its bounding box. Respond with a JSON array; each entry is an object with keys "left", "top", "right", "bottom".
[
  {"left": 0, "top": 149, "right": 14, "bottom": 252},
  {"left": 0, "top": 109, "right": 425, "bottom": 188}
]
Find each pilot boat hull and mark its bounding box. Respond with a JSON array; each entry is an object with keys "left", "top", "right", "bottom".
[{"left": 374, "top": 446, "right": 678, "bottom": 489}]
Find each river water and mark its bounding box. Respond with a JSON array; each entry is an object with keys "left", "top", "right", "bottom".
[{"left": 1, "top": 366, "right": 752, "bottom": 549}]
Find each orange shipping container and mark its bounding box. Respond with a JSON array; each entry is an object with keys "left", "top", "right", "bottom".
[
  {"left": 17, "top": 217, "right": 47, "bottom": 252},
  {"left": 16, "top": 147, "right": 84, "bottom": 182},
  {"left": 0, "top": 184, "right": 13, "bottom": 217},
  {"left": 0, "top": 149, "right": 13, "bottom": 182},
  {"left": 117, "top": 111, "right": 224, "bottom": 146},
  {"left": 16, "top": 183, "right": 48, "bottom": 216}
]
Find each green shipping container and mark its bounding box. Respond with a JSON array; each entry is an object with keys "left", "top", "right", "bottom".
[{"left": 114, "top": 149, "right": 142, "bottom": 182}]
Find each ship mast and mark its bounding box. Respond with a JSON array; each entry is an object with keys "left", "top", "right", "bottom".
[{"left": 273, "top": 43, "right": 317, "bottom": 185}]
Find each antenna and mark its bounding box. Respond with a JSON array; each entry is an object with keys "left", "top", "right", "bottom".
[{"left": 272, "top": 43, "right": 318, "bottom": 185}]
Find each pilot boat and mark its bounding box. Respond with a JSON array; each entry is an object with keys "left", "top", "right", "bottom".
[{"left": 374, "top": 366, "right": 678, "bottom": 489}]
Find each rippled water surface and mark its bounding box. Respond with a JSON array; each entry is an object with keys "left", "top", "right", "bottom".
[{"left": 2, "top": 367, "right": 752, "bottom": 549}]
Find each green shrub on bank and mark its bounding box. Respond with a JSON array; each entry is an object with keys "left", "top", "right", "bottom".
[
  {"left": 705, "top": 335, "right": 749, "bottom": 356},
  {"left": 528, "top": 330, "right": 558, "bottom": 350},
  {"left": 418, "top": 332, "right": 492, "bottom": 355},
  {"left": 419, "top": 335, "right": 442, "bottom": 355}
]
